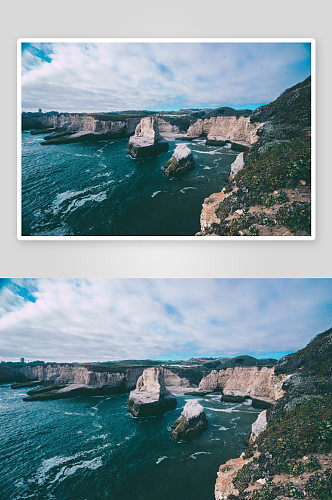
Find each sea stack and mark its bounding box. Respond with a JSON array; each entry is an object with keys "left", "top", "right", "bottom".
[
  {"left": 171, "top": 400, "right": 208, "bottom": 441},
  {"left": 164, "top": 144, "right": 195, "bottom": 179},
  {"left": 127, "top": 116, "right": 169, "bottom": 159},
  {"left": 127, "top": 367, "right": 177, "bottom": 417}
]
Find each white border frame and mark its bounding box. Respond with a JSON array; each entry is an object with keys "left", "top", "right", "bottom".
[{"left": 17, "top": 38, "right": 316, "bottom": 241}]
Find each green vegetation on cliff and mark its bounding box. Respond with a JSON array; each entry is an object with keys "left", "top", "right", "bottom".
[
  {"left": 203, "top": 77, "right": 312, "bottom": 237},
  {"left": 229, "top": 327, "right": 332, "bottom": 500}
]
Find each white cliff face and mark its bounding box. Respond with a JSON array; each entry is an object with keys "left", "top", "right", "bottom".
[
  {"left": 157, "top": 118, "right": 180, "bottom": 134},
  {"left": 36, "top": 114, "right": 141, "bottom": 135},
  {"left": 134, "top": 116, "right": 159, "bottom": 142},
  {"left": 127, "top": 367, "right": 177, "bottom": 417},
  {"left": 198, "top": 367, "right": 289, "bottom": 402},
  {"left": 128, "top": 117, "right": 169, "bottom": 158},
  {"left": 136, "top": 366, "right": 166, "bottom": 395},
  {"left": 18, "top": 364, "right": 144, "bottom": 390},
  {"left": 249, "top": 409, "right": 267, "bottom": 444},
  {"left": 229, "top": 152, "right": 245, "bottom": 180},
  {"left": 163, "top": 369, "right": 190, "bottom": 388},
  {"left": 187, "top": 116, "right": 261, "bottom": 145}
]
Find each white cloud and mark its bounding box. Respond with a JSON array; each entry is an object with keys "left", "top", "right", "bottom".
[
  {"left": 21, "top": 42, "right": 311, "bottom": 112},
  {"left": 0, "top": 279, "right": 331, "bottom": 362}
]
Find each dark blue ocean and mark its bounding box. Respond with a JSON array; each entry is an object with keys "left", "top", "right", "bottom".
[
  {"left": 21, "top": 133, "right": 238, "bottom": 236},
  {"left": 0, "top": 385, "right": 261, "bottom": 500}
]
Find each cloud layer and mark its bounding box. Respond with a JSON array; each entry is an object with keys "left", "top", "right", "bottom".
[
  {"left": 21, "top": 41, "right": 311, "bottom": 112},
  {"left": 0, "top": 279, "right": 331, "bottom": 363}
]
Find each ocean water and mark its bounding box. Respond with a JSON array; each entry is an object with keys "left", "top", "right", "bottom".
[
  {"left": 21, "top": 133, "right": 239, "bottom": 236},
  {"left": 0, "top": 385, "right": 261, "bottom": 500}
]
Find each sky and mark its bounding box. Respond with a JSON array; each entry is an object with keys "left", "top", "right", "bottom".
[
  {"left": 20, "top": 41, "right": 312, "bottom": 113},
  {"left": 0, "top": 278, "right": 331, "bottom": 364}
]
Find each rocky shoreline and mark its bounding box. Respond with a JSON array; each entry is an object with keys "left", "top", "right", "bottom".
[
  {"left": 214, "top": 327, "right": 332, "bottom": 500},
  {"left": 196, "top": 77, "right": 311, "bottom": 237}
]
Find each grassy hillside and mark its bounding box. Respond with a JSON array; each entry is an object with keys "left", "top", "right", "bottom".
[
  {"left": 228, "top": 327, "right": 332, "bottom": 499},
  {"left": 201, "top": 77, "right": 312, "bottom": 237}
]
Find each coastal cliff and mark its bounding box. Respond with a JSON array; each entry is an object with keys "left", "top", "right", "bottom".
[
  {"left": 198, "top": 366, "right": 289, "bottom": 407},
  {"left": 214, "top": 327, "right": 332, "bottom": 500},
  {"left": 10, "top": 363, "right": 146, "bottom": 400},
  {"left": 197, "top": 77, "right": 311, "bottom": 237},
  {"left": 187, "top": 116, "right": 261, "bottom": 151}
]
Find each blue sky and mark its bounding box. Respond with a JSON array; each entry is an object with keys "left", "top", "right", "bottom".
[
  {"left": 0, "top": 279, "right": 330, "bottom": 363},
  {"left": 20, "top": 41, "right": 311, "bottom": 113}
]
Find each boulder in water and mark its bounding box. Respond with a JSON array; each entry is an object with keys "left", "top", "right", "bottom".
[
  {"left": 164, "top": 143, "right": 195, "bottom": 179},
  {"left": 171, "top": 399, "right": 208, "bottom": 441}
]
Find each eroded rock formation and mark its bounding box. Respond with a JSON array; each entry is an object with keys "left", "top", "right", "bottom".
[
  {"left": 215, "top": 453, "right": 254, "bottom": 500},
  {"left": 127, "top": 367, "right": 177, "bottom": 417},
  {"left": 227, "top": 152, "right": 245, "bottom": 182},
  {"left": 127, "top": 117, "right": 169, "bottom": 158},
  {"left": 248, "top": 409, "right": 267, "bottom": 445},
  {"left": 18, "top": 364, "right": 145, "bottom": 401},
  {"left": 198, "top": 367, "right": 289, "bottom": 407},
  {"left": 197, "top": 77, "right": 312, "bottom": 237},
  {"left": 186, "top": 116, "right": 261, "bottom": 151},
  {"left": 163, "top": 368, "right": 190, "bottom": 388},
  {"left": 164, "top": 144, "right": 195, "bottom": 179},
  {"left": 171, "top": 399, "right": 208, "bottom": 441},
  {"left": 34, "top": 114, "right": 142, "bottom": 145}
]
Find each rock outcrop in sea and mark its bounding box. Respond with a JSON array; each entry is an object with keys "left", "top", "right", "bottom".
[
  {"left": 127, "top": 367, "right": 177, "bottom": 417},
  {"left": 127, "top": 117, "right": 169, "bottom": 159},
  {"left": 164, "top": 143, "right": 195, "bottom": 179},
  {"left": 171, "top": 399, "right": 208, "bottom": 442}
]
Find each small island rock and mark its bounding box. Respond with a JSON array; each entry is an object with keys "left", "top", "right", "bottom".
[
  {"left": 127, "top": 117, "right": 169, "bottom": 159},
  {"left": 171, "top": 399, "right": 208, "bottom": 441},
  {"left": 127, "top": 367, "right": 177, "bottom": 417},
  {"left": 164, "top": 143, "right": 195, "bottom": 179}
]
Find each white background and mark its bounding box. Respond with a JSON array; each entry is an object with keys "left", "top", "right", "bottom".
[{"left": 1, "top": 0, "right": 331, "bottom": 278}]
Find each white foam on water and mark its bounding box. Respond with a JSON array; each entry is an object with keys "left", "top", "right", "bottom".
[
  {"left": 190, "top": 452, "right": 211, "bottom": 460},
  {"left": 52, "top": 457, "right": 103, "bottom": 484},
  {"left": 89, "top": 434, "right": 108, "bottom": 441},
  {"left": 94, "top": 172, "right": 112, "bottom": 178},
  {"left": 93, "top": 423, "right": 103, "bottom": 429},
  {"left": 63, "top": 412, "right": 85, "bottom": 416},
  {"left": 205, "top": 407, "right": 239, "bottom": 413},
  {"left": 151, "top": 191, "right": 161, "bottom": 198},
  {"left": 192, "top": 149, "right": 221, "bottom": 155},
  {"left": 219, "top": 426, "right": 230, "bottom": 431},
  {"left": 156, "top": 456, "right": 167, "bottom": 464},
  {"left": 180, "top": 187, "right": 197, "bottom": 194},
  {"left": 203, "top": 166, "right": 211, "bottom": 169},
  {"left": 64, "top": 192, "right": 107, "bottom": 214}
]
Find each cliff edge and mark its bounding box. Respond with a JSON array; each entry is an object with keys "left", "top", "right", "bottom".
[
  {"left": 197, "top": 77, "right": 311, "bottom": 237},
  {"left": 214, "top": 327, "right": 332, "bottom": 500}
]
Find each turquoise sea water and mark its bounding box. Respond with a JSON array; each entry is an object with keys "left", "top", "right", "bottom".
[
  {"left": 0, "top": 385, "right": 261, "bottom": 500},
  {"left": 21, "top": 133, "right": 238, "bottom": 236}
]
